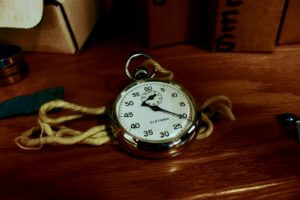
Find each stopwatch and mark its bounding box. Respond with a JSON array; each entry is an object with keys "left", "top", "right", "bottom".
[{"left": 110, "top": 54, "right": 201, "bottom": 158}]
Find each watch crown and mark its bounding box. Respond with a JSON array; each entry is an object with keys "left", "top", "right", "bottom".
[{"left": 134, "top": 66, "right": 149, "bottom": 80}]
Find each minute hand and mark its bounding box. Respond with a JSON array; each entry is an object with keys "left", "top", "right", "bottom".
[{"left": 141, "top": 102, "right": 191, "bottom": 121}]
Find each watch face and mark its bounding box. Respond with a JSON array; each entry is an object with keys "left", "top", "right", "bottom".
[{"left": 115, "top": 80, "right": 196, "bottom": 143}]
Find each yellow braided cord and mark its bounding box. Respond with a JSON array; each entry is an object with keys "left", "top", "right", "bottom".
[
  {"left": 197, "top": 95, "right": 235, "bottom": 140},
  {"left": 142, "top": 58, "right": 174, "bottom": 81},
  {"left": 197, "top": 113, "right": 214, "bottom": 140},
  {"left": 15, "top": 100, "right": 110, "bottom": 150},
  {"left": 39, "top": 100, "right": 106, "bottom": 124}
]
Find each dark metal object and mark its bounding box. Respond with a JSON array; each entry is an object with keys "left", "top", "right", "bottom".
[
  {"left": 0, "top": 62, "right": 27, "bottom": 77},
  {"left": 0, "top": 45, "right": 24, "bottom": 68},
  {"left": 277, "top": 113, "right": 298, "bottom": 126},
  {"left": 277, "top": 113, "right": 300, "bottom": 143},
  {"left": 296, "top": 122, "right": 300, "bottom": 144},
  {"left": 0, "top": 45, "right": 28, "bottom": 86},
  {"left": 134, "top": 66, "right": 149, "bottom": 80}
]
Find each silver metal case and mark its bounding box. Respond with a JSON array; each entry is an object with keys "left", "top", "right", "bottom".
[{"left": 109, "top": 79, "right": 201, "bottom": 158}]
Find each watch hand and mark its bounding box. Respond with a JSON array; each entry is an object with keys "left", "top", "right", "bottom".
[
  {"left": 141, "top": 94, "right": 157, "bottom": 106},
  {"left": 141, "top": 103, "right": 191, "bottom": 121},
  {"left": 145, "top": 93, "right": 156, "bottom": 101}
]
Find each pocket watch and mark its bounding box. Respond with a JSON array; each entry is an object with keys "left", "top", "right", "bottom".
[
  {"left": 15, "top": 54, "right": 233, "bottom": 153},
  {"left": 110, "top": 54, "right": 201, "bottom": 158}
]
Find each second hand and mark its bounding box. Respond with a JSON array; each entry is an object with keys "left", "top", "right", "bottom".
[{"left": 141, "top": 102, "right": 191, "bottom": 122}]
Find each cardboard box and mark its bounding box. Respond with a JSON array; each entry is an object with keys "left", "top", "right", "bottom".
[
  {"left": 136, "top": 0, "right": 206, "bottom": 47},
  {"left": 211, "top": 0, "right": 285, "bottom": 52},
  {"left": 0, "top": 0, "right": 101, "bottom": 54},
  {"left": 278, "top": 0, "right": 300, "bottom": 44}
]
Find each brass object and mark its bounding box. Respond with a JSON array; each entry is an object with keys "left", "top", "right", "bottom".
[{"left": 0, "top": 45, "right": 28, "bottom": 86}]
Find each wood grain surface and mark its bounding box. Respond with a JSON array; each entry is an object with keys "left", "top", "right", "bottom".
[{"left": 1, "top": 35, "right": 300, "bottom": 199}]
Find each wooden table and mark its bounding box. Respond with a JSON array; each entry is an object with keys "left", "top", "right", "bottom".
[{"left": 1, "top": 36, "right": 300, "bottom": 199}]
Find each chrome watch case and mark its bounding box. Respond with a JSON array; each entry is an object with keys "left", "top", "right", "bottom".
[{"left": 109, "top": 78, "right": 201, "bottom": 158}]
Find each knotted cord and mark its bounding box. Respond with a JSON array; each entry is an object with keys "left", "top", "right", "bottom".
[
  {"left": 15, "top": 59, "right": 235, "bottom": 150},
  {"left": 15, "top": 100, "right": 110, "bottom": 150}
]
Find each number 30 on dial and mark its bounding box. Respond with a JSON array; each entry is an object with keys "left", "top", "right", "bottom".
[
  {"left": 110, "top": 79, "right": 200, "bottom": 157},
  {"left": 115, "top": 81, "right": 196, "bottom": 143}
]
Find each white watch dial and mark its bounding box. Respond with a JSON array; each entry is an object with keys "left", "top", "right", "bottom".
[{"left": 116, "top": 81, "right": 195, "bottom": 143}]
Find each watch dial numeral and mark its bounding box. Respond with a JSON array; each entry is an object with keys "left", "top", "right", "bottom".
[
  {"left": 173, "top": 123, "right": 182, "bottom": 130},
  {"left": 125, "top": 101, "right": 134, "bottom": 106},
  {"left": 144, "top": 129, "right": 153, "bottom": 137},
  {"left": 172, "top": 93, "right": 178, "bottom": 98},
  {"left": 131, "top": 123, "right": 140, "bottom": 129},
  {"left": 132, "top": 92, "right": 140, "bottom": 97},
  {"left": 160, "top": 131, "right": 169, "bottom": 138},
  {"left": 124, "top": 112, "right": 133, "bottom": 118},
  {"left": 144, "top": 86, "right": 152, "bottom": 92},
  {"left": 117, "top": 81, "right": 194, "bottom": 142},
  {"left": 179, "top": 113, "right": 187, "bottom": 119}
]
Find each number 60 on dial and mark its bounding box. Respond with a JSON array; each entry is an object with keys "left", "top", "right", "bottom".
[{"left": 110, "top": 79, "right": 200, "bottom": 158}]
